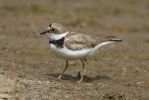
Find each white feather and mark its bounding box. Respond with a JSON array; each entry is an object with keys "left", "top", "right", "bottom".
[
  {"left": 49, "top": 41, "right": 116, "bottom": 59},
  {"left": 94, "top": 41, "right": 115, "bottom": 50},
  {"left": 48, "top": 32, "right": 69, "bottom": 40},
  {"left": 49, "top": 44, "right": 93, "bottom": 59}
]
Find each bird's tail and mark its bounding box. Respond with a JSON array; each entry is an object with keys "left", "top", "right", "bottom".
[{"left": 94, "top": 36, "right": 123, "bottom": 50}]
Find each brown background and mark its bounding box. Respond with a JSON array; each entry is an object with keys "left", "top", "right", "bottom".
[{"left": 0, "top": 0, "right": 149, "bottom": 99}]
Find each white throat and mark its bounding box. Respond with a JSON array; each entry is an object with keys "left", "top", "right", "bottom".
[{"left": 49, "top": 32, "right": 69, "bottom": 40}]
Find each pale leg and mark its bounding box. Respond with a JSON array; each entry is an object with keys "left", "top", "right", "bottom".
[
  {"left": 58, "top": 60, "right": 69, "bottom": 79},
  {"left": 78, "top": 59, "right": 86, "bottom": 83}
]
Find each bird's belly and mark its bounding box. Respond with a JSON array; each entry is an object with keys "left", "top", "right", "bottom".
[{"left": 49, "top": 44, "right": 94, "bottom": 59}]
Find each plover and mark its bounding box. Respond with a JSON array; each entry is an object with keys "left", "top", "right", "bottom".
[{"left": 40, "top": 23, "right": 122, "bottom": 83}]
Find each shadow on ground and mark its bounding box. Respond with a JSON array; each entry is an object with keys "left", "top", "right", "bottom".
[{"left": 48, "top": 73, "right": 111, "bottom": 82}]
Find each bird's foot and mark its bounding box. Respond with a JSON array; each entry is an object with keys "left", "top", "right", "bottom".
[
  {"left": 77, "top": 79, "right": 83, "bottom": 84},
  {"left": 58, "top": 75, "right": 62, "bottom": 80}
]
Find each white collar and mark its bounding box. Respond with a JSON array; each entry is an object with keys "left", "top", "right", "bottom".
[{"left": 49, "top": 31, "right": 69, "bottom": 40}]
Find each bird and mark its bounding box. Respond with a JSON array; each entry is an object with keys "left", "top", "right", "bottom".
[{"left": 40, "top": 23, "right": 122, "bottom": 83}]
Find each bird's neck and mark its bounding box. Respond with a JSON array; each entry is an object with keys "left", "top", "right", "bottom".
[
  {"left": 49, "top": 37, "right": 65, "bottom": 48},
  {"left": 49, "top": 31, "right": 69, "bottom": 40}
]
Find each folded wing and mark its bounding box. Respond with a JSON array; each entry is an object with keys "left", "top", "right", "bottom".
[{"left": 65, "top": 32, "right": 99, "bottom": 51}]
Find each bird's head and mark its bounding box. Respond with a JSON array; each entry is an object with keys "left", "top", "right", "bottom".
[{"left": 40, "top": 23, "right": 68, "bottom": 40}]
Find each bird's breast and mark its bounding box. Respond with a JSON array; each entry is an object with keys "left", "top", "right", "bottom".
[{"left": 49, "top": 44, "right": 95, "bottom": 59}]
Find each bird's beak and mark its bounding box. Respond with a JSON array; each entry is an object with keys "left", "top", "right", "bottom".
[{"left": 40, "top": 30, "right": 48, "bottom": 35}]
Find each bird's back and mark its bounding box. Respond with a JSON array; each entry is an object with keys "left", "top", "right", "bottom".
[{"left": 65, "top": 32, "right": 99, "bottom": 51}]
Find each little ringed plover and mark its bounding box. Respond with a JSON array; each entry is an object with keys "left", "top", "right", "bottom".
[{"left": 40, "top": 23, "right": 122, "bottom": 83}]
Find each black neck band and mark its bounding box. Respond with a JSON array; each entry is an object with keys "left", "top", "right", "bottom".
[{"left": 49, "top": 37, "right": 65, "bottom": 47}]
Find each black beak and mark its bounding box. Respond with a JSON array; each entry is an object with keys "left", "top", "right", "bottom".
[{"left": 40, "top": 30, "right": 48, "bottom": 35}]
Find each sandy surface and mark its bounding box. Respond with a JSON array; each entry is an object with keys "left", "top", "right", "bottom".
[{"left": 0, "top": 0, "right": 149, "bottom": 100}]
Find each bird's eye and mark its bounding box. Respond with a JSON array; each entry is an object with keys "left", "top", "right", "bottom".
[{"left": 50, "top": 28, "right": 56, "bottom": 33}]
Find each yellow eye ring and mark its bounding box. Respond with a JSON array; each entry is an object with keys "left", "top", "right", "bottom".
[{"left": 50, "top": 28, "right": 56, "bottom": 33}]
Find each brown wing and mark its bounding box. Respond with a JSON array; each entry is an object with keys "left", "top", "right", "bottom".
[{"left": 65, "top": 32, "right": 99, "bottom": 51}]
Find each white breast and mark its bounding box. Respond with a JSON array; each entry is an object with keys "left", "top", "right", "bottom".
[{"left": 49, "top": 44, "right": 95, "bottom": 59}]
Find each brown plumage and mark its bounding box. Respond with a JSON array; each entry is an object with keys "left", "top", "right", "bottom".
[{"left": 65, "top": 32, "right": 99, "bottom": 51}]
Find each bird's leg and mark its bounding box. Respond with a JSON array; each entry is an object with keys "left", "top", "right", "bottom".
[
  {"left": 77, "top": 59, "right": 86, "bottom": 83},
  {"left": 84, "top": 58, "right": 87, "bottom": 62},
  {"left": 58, "top": 60, "right": 69, "bottom": 79},
  {"left": 77, "top": 58, "right": 87, "bottom": 79}
]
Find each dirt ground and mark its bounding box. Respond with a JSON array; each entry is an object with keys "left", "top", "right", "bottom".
[{"left": 0, "top": 0, "right": 149, "bottom": 100}]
